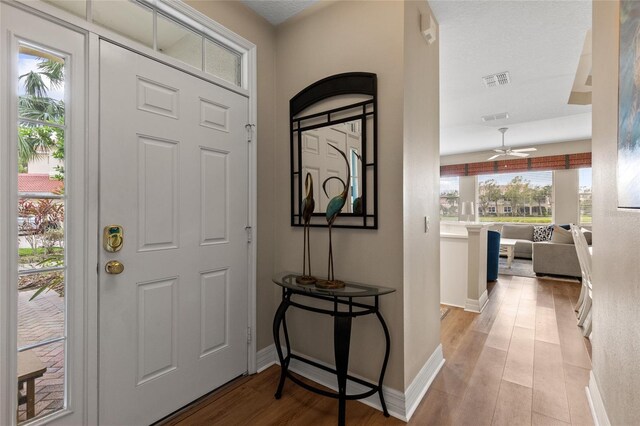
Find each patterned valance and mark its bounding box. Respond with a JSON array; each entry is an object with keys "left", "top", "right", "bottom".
[{"left": 441, "top": 152, "right": 591, "bottom": 177}]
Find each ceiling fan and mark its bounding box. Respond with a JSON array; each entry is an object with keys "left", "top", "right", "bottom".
[{"left": 488, "top": 127, "right": 537, "bottom": 160}]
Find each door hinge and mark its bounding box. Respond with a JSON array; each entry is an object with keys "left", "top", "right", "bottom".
[
  {"left": 245, "top": 226, "right": 253, "bottom": 243},
  {"left": 245, "top": 123, "right": 255, "bottom": 143},
  {"left": 247, "top": 326, "right": 252, "bottom": 344}
]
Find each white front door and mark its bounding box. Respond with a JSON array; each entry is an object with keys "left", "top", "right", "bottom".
[{"left": 98, "top": 41, "right": 249, "bottom": 425}]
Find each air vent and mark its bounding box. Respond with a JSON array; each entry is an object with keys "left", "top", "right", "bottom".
[
  {"left": 481, "top": 112, "right": 510, "bottom": 122},
  {"left": 482, "top": 71, "right": 511, "bottom": 88}
]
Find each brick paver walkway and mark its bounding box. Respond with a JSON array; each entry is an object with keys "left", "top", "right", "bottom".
[{"left": 17, "top": 290, "right": 65, "bottom": 422}]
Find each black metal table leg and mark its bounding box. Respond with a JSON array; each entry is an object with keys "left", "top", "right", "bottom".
[
  {"left": 334, "top": 314, "right": 353, "bottom": 426},
  {"left": 375, "top": 308, "right": 391, "bottom": 417},
  {"left": 271, "top": 275, "right": 395, "bottom": 425},
  {"left": 273, "top": 294, "right": 290, "bottom": 399}
]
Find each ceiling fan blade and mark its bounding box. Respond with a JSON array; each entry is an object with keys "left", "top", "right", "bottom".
[
  {"left": 488, "top": 154, "right": 502, "bottom": 160},
  {"left": 512, "top": 147, "right": 537, "bottom": 152},
  {"left": 509, "top": 152, "right": 529, "bottom": 158},
  {"left": 493, "top": 149, "right": 506, "bottom": 153}
]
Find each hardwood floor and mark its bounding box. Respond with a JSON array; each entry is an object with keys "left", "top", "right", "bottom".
[{"left": 161, "top": 275, "right": 593, "bottom": 426}]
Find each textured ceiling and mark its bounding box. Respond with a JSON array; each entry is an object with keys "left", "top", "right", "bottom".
[
  {"left": 430, "top": 0, "right": 592, "bottom": 155},
  {"left": 241, "top": 0, "right": 319, "bottom": 25}
]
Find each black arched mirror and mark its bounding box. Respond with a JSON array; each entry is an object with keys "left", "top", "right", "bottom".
[{"left": 290, "top": 72, "right": 378, "bottom": 229}]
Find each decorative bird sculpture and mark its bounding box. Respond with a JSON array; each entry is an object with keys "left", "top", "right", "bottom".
[
  {"left": 317, "top": 144, "right": 350, "bottom": 289},
  {"left": 322, "top": 176, "right": 347, "bottom": 225},
  {"left": 297, "top": 173, "right": 317, "bottom": 285}
]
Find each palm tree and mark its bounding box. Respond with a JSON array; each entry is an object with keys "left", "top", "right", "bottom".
[
  {"left": 17, "top": 56, "right": 66, "bottom": 300},
  {"left": 20, "top": 58, "right": 64, "bottom": 96},
  {"left": 18, "top": 57, "right": 65, "bottom": 166}
]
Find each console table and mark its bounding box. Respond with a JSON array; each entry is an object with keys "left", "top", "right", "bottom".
[{"left": 272, "top": 272, "right": 395, "bottom": 426}]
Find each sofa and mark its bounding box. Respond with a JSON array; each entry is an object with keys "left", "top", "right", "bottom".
[
  {"left": 497, "top": 224, "right": 592, "bottom": 279},
  {"left": 533, "top": 229, "right": 592, "bottom": 278},
  {"left": 500, "top": 224, "right": 535, "bottom": 259}
]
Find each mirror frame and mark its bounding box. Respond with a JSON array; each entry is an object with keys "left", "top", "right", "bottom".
[{"left": 290, "top": 72, "right": 378, "bottom": 229}]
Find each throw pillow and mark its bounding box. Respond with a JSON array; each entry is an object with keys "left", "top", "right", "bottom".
[
  {"left": 551, "top": 225, "right": 574, "bottom": 244},
  {"left": 533, "top": 225, "right": 551, "bottom": 242},
  {"left": 546, "top": 225, "right": 554, "bottom": 240}
]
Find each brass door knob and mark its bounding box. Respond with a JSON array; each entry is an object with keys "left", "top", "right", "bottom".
[{"left": 105, "top": 260, "right": 124, "bottom": 275}]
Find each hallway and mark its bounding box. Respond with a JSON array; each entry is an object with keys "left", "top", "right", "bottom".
[
  {"left": 421, "top": 275, "right": 592, "bottom": 425},
  {"left": 162, "top": 275, "right": 593, "bottom": 425}
]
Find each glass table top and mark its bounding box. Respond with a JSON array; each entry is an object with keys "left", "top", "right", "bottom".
[{"left": 273, "top": 272, "right": 395, "bottom": 298}]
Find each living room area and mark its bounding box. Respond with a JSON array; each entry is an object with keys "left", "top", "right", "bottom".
[
  {"left": 440, "top": 163, "right": 592, "bottom": 281},
  {"left": 433, "top": 2, "right": 596, "bottom": 423},
  {"left": 436, "top": 0, "right": 593, "bottom": 285}
]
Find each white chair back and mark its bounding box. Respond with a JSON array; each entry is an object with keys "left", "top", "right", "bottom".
[
  {"left": 571, "top": 224, "right": 592, "bottom": 284},
  {"left": 571, "top": 224, "right": 593, "bottom": 337}
]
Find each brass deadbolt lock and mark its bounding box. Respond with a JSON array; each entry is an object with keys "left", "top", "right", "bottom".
[{"left": 103, "top": 225, "right": 124, "bottom": 252}]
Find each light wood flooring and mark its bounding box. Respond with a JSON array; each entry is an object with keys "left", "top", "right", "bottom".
[{"left": 161, "top": 275, "right": 593, "bottom": 426}]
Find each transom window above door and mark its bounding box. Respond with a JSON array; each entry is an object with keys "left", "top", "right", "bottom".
[{"left": 43, "top": 0, "right": 244, "bottom": 87}]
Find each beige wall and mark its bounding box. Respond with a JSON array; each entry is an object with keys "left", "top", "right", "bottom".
[
  {"left": 184, "top": 0, "right": 277, "bottom": 351},
  {"left": 592, "top": 1, "right": 640, "bottom": 423},
  {"left": 275, "top": 0, "right": 406, "bottom": 390},
  {"left": 552, "top": 169, "right": 579, "bottom": 225},
  {"left": 402, "top": 0, "right": 441, "bottom": 385},
  {"left": 440, "top": 139, "right": 592, "bottom": 166},
  {"left": 458, "top": 176, "right": 477, "bottom": 221}
]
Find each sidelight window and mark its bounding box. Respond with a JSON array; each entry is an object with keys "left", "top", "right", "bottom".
[{"left": 16, "top": 43, "right": 67, "bottom": 423}]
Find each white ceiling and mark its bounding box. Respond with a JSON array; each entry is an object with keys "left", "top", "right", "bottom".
[
  {"left": 241, "top": 0, "right": 319, "bottom": 25},
  {"left": 429, "top": 0, "right": 593, "bottom": 155}
]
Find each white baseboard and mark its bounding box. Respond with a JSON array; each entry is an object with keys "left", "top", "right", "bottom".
[
  {"left": 256, "top": 344, "right": 276, "bottom": 373},
  {"left": 257, "top": 343, "right": 444, "bottom": 422},
  {"left": 440, "top": 301, "right": 465, "bottom": 309},
  {"left": 465, "top": 289, "right": 488, "bottom": 313},
  {"left": 586, "top": 371, "right": 611, "bottom": 426},
  {"left": 404, "top": 344, "right": 445, "bottom": 420}
]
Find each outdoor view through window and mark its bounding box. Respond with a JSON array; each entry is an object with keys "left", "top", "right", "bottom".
[
  {"left": 579, "top": 168, "right": 592, "bottom": 224},
  {"left": 440, "top": 171, "right": 557, "bottom": 224},
  {"left": 478, "top": 171, "right": 552, "bottom": 223},
  {"left": 439, "top": 176, "right": 459, "bottom": 221},
  {"left": 17, "top": 44, "right": 67, "bottom": 422}
]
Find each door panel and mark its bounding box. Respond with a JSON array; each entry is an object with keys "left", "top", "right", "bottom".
[
  {"left": 98, "top": 41, "right": 248, "bottom": 425},
  {"left": 137, "top": 135, "right": 179, "bottom": 251}
]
